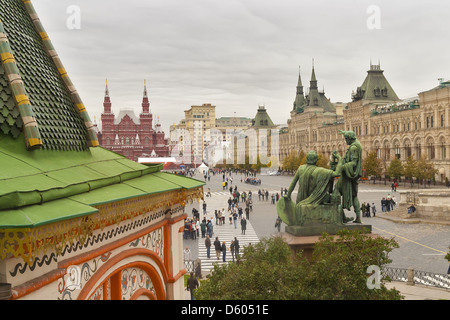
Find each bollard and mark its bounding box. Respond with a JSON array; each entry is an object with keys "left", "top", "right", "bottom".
[{"left": 406, "top": 267, "right": 415, "bottom": 286}]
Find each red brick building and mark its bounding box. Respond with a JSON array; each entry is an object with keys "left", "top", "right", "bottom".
[{"left": 99, "top": 81, "right": 169, "bottom": 161}]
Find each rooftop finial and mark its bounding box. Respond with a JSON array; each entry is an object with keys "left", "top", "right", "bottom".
[
  {"left": 143, "top": 79, "right": 148, "bottom": 97},
  {"left": 105, "top": 78, "right": 109, "bottom": 97}
]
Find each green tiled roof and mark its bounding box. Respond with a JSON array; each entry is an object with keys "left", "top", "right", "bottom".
[
  {"left": 0, "top": 134, "right": 204, "bottom": 227},
  {"left": 352, "top": 64, "right": 400, "bottom": 102},
  {"left": 0, "top": 0, "right": 98, "bottom": 150},
  {"left": 252, "top": 106, "right": 276, "bottom": 128}
]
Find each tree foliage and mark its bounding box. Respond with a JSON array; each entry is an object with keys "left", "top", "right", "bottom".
[
  {"left": 387, "top": 157, "right": 404, "bottom": 179},
  {"left": 415, "top": 155, "right": 438, "bottom": 183},
  {"left": 403, "top": 155, "right": 417, "bottom": 181},
  {"left": 363, "top": 151, "right": 383, "bottom": 177},
  {"left": 195, "top": 230, "right": 402, "bottom": 300},
  {"left": 282, "top": 150, "right": 306, "bottom": 171}
]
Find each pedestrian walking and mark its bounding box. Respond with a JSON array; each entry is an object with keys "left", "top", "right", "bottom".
[
  {"left": 190, "top": 219, "right": 197, "bottom": 240},
  {"left": 221, "top": 241, "right": 227, "bottom": 262},
  {"left": 205, "top": 235, "right": 211, "bottom": 258},
  {"left": 275, "top": 216, "right": 282, "bottom": 232},
  {"left": 186, "top": 272, "right": 199, "bottom": 300},
  {"left": 200, "top": 219, "right": 206, "bottom": 238},
  {"left": 207, "top": 219, "right": 213, "bottom": 237},
  {"left": 241, "top": 217, "right": 247, "bottom": 235},
  {"left": 371, "top": 203, "right": 376, "bottom": 217},
  {"left": 230, "top": 240, "right": 235, "bottom": 262},
  {"left": 202, "top": 201, "right": 207, "bottom": 215},
  {"left": 233, "top": 211, "right": 238, "bottom": 229},
  {"left": 234, "top": 237, "right": 240, "bottom": 259},
  {"left": 214, "top": 237, "right": 221, "bottom": 260}
]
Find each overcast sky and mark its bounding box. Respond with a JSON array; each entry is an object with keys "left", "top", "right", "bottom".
[{"left": 32, "top": 0, "right": 450, "bottom": 134}]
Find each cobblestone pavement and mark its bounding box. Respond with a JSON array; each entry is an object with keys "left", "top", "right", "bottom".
[{"left": 184, "top": 172, "right": 450, "bottom": 276}]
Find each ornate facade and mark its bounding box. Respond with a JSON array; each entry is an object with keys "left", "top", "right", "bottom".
[
  {"left": 280, "top": 62, "right": 450, "bottom": 182},
  {"left": 99, "top": 81, "right": 169, "bottom": 162}
]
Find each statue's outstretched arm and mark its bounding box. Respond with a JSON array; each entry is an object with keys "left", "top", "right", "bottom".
[{"left": 331, "top": 151, "right": 343, "bottom": 177}]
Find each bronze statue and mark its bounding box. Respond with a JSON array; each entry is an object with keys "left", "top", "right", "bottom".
[
  {"left": 336, "top": 130, "right": 363, "bottom": 223},
  {"left": 277, "top": 130, "right": 365, "bottom": 235},
  {"left": 277, "top": 150, "right": 343, "bottom": 226}
]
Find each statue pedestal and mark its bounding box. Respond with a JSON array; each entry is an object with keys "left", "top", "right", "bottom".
[
  {"left": 279, "top": 224, "right": 376, "bottom": 262},
  {"left": 285, "top": 223, "right": 372, "bottom": 237}
]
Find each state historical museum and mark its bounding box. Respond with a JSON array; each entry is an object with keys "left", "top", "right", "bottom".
[{"left": 99, "top": 80, "right": 170, "bottom": 161}]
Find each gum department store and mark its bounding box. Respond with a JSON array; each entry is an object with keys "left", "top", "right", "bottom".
[{"left": 279, "top": 62, "right": 450, "bottom": 183}]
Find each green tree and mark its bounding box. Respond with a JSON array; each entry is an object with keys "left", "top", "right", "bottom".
[
  {"left": 195, "top": 231, "right": 402, "bottom": 300},
  {"left": 415, "top": 155, "right": 438, "bottom": 187},
  {"left": 363, "top": 151, "right": 383, "bottom": 180},
  {"left": 387, "top": 157, "right": 404, "bottom": 180},
  {"left": 403, "top": 155, "right": 417, "bottom": 185},
  {"left": 282, "top": 151, "right": 296, "bottom": 171},
  {"left": 316, "top": 153, "right": 330, "bottom": 169}
]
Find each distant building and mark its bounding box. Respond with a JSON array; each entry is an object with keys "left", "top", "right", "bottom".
[
  {"left": 99, "top": 80, "right": 169, "bottom": 161},
  {"left": 280, "top": 61, "right": 450, "bottom": 182},
  {"left": 169, "top": 104, "right": 278, "bottom": 167}
]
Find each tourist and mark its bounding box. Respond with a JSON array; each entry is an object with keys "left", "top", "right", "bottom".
[
  {"left": 221, "top": 241, "right": 227, "bottom": 262},
  {"left": 214, "top": 237, "right": 221, "bottom": 260},
  {"left": 190, "top": 219, "right": 197, "bottom": 240},
  {"left": 200, "top": 219, "right": 206, "bottom": 238},
  {"left": 275, "top": 216, "right": 282, "bottom": 232},
  {"left": 205, "top": 235, "right": 211, "bottom": 258},
  {"left": 186, "top": 272, "right": 199, "bottom": 300},
  {"left": 202, "top": 201, "right": 207, "bottom": 215},
  {"left": 206, "top": 219, "right": 213, "bottom": 238},
  {"left": 230, "top": 240, "right": 235, "bottom": 262},
  {"left": 234, "top": 237, "right": 240, "bottom": 258},
  {"left": 381, "top": 198, "right": 386, "bottom": 212},
  {"left": 241, "top": 217, "right": 247, "bottom": 235}
]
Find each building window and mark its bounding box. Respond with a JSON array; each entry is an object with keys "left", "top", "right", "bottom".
[
  {"left": 395, "top": 145, "right": 401, "bottom": 159},
  {"left": 405, "top": 144, "right": 412, "bottom": 158},
  {"left": 428, "top": 142, "right": 435, "bottom": 160}
]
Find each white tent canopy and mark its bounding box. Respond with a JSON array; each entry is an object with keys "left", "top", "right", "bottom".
[{"left": 197, "top": 162, "right": 209, "bottom": 174}]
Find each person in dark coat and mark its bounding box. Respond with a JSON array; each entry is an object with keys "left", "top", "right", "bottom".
[
  {"left": 241, "top": 217, "right": 247, "bottom": 235},
  {"left": 186, "top": 272, "right": 199, "bottom": 300},
  {"left": 205, "top": 235, "right": 211, "bottom": 258},
  {"left": 234, "top": 237, "right": 240, "bottom": 258},
  {"left": 214, "top": 237, "right": 221, "bottom": 260},
  {"left": 221, "top": 241, "right": 227, "bottom": 262}
]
